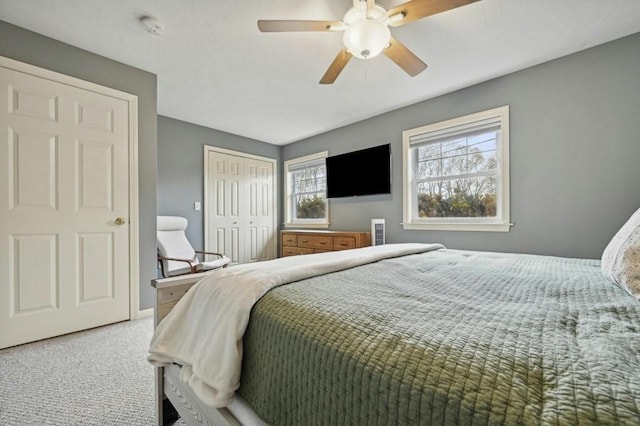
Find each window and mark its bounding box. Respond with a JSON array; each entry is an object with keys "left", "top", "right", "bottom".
[
  {"left": 402, "top": 106, "right": 510, "bottom": 232},
  {"left": 284, "top": 151, "right": 329, "bottom": 228}
]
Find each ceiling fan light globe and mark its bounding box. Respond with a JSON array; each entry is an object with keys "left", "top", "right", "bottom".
[{"left": 343, "top": 20, "right": 391, "bottom": 59}]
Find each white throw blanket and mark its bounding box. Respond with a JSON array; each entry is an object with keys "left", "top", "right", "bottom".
[{"left": 147, "top": 243, "right": 444, "bottom": 407}]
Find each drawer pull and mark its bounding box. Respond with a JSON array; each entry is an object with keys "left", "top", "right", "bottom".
[
  {"left": 320, "top": 242, "right": 327, "bottom": 245},
  {"left": 301, "top": 240, "right": 308, "bottom": 243}
]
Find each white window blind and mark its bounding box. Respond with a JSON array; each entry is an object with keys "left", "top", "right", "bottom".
[{"left": 408, "top": 116, "right": 502, "bottom": 146}]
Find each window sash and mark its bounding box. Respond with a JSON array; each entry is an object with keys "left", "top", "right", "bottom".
[
  {"left": 415, "top": 130, "right": 499, "bottom": 183},
  {"left": 402, "top": 106, "right": 510, "bottom": 231},
  {"left": 284, "top": 152, "right": 329, "bottom": 227},
  {"left": 291, "top": 168, "right": 326, "bottom": 194},
  {"left": 290, "top": 169, "right": 327, "bottom": 221}
]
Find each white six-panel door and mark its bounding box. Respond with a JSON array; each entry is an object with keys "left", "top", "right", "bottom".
[
  {"left": 0, "top": 58, "right": 137, "bottom": 349},
  {"left": 245, "top": 156, "right": 276, "bottom": 262},
  {"left": 205, "top": 147, "right": 276, "bottom": 265}
]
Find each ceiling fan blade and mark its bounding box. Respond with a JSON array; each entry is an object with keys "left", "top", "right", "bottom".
[
  {"left": 384, "top": 36, "right": 427, "bottom": 77},
  {"left": 387, "top": 0, "right": 481, "bottom": 27},
  {"left": 257, "top": 20, "right": 341, "bottom": 32},
  {"left": 320, "top": 49, "right": 353, "bottom": 84}
]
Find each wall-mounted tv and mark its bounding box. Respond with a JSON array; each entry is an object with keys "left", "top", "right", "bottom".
[{"left": 326, "top": 143, "right": 391, "bottom": 198}]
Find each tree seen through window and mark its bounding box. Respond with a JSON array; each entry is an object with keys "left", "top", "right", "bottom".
[
  {"left": 292, "top": 166, "right": 326, "bottom": 220},
  {"left": 415, "top": 131, "right": 498, "bottom": 218}
]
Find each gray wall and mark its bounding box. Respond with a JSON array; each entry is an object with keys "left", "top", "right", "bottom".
[
  {"left": 283, "top": 32, "right": 640, "bottom": 260},
  {"left": 157, "top": 116, "right": 281, "bottom": 253},
  {"left": 0, "top": 21, "right": 159, "bottom": 310}
]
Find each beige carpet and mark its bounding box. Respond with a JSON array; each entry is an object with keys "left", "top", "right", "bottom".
[{"left": 0, "top": 316, "right": 184, "bottom": 425}]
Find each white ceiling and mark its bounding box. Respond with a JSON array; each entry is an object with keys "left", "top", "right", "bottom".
[{"left": 1, "top": 0, "right": 639, "bottom": 146}]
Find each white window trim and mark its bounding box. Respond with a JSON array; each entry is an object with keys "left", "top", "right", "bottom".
[
  {"left": 402, "top": 106, "right": 510, "bottom": 232},
  {"left": 284, "top": 151, "right": 329, "bottom": 229}
]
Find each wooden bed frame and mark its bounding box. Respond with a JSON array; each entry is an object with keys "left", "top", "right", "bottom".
[{"left": 152, "top": 272, "right": 249, "bottom": 426}]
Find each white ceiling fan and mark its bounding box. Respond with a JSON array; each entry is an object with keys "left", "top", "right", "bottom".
[{"left": 258, "top": 0, "right": 481, "bottom": 84}]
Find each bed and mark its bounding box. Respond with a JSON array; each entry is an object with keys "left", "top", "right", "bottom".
[{"left": 148, "top": 210, "right": 640, "bottom": 426}]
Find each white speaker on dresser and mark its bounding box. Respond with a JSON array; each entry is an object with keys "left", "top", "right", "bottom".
[{"left": 371, "top": 219, "right": 385, "bottom": 246}]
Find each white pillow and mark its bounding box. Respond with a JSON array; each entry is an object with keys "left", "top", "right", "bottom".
[{"left": 601, "top": 206, "right": 640, "bottom": 297}]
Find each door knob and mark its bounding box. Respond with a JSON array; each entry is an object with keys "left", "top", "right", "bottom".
[{"left": 115, "top": 217, "right": 126, "bottom": 225}]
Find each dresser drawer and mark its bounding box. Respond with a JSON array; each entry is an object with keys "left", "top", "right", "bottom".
[
  {"left": 157, "top": 283, "right": 192, "bottom": 322},
  {"left": 281, "top": 233, "right": 297, "bottom": 246},
  {"left": 333, "top": 236, "right": 356, "bottom": 250},
  {"left": 282, "top": 246, "right": 314, "bottom": 257},
  {"left": 297, "top": 235, "right": 333, "bottom": 250}
]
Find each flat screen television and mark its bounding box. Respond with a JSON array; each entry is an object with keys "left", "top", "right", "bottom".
[{"left": 326, "top": 143, "right": 391, "bottom": 198}]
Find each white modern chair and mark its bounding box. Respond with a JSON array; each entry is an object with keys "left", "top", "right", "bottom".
[{"left": 157, "top": 215, "right": 230, "bottom": 278}]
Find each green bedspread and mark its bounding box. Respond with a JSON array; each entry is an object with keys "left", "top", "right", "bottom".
[{"left": 238, "top": 249, "right": 640, "bottom": 425}]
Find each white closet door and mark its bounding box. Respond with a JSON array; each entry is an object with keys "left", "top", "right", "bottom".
[
  {"left": 205, "top": 147, "right": 276, "bottom": 264},
  {"left": 206, "top": 150, "right": 244, "bottom": 264},
  {"left": 0, "top": 63, "right": 132, "bottom": 349},
  {"left": 245, "top": 157, "right": 275, "bottom": 262}
]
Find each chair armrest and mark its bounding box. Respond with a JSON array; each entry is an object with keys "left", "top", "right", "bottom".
[
  {"left": 157, "top": 255, "right": 199, "bottom": 273},
  {"left": 194, "top": 250, "right": 225, "bottom": 258}
]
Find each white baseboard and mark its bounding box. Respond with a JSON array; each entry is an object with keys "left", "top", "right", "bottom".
[{"left": 136, "top": 308, "right": 154, "bottom": 319}]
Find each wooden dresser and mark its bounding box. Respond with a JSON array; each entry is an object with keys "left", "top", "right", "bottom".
[{"left": 281, "top": 230, "right": 371, "bottom": 257}]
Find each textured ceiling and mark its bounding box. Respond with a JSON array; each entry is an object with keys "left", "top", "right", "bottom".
[{"left": 1, "top": 0, "right": 639, "bottom": 145}]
